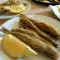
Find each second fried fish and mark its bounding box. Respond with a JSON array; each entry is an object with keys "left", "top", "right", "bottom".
[
  {"left": 20, "top": 18, "right": 58, "bottom": 47},
  {"left": 1, "top": 26, "right": 59, "bottom": 60},
  {"left": 20, "top": 14, "right": 60, "bottom": 39}
]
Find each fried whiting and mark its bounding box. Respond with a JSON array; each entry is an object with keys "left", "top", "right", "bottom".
[
  {"left": 12, "top": 28, "right": 49, "bottom": 43},
  {"left": 20, "top": 14, "right": 59, "bottom": 39},
  {"left": 12, "top": 28, "right": 40, "bottom": 38},
  {"left": 0, "top": 0, "right": 20, "bottom": 14},
  {"left": 20, "top": 18, "right": 58, "bottom": 47},
  {"left": 1, "top": 27, "right": 59, "bottom": 60},
  {"left": 14, "top": 33, "right": 59, "bottom": 60},
  {"left": 3, "top": 0, "right": 20, "bottom": 5},
  {"left": 30, "top": 21, "right": 59, "bottom": 39},
  {"left": 20, "top": 19, "right": 31, "bottom": 30}
]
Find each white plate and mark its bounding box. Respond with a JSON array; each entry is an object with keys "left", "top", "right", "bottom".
[
  {"left": 0, "top": 0, "right": 31, "bottom": 19},
  {"left": 49, "top": 5, "right": 60, "bottom": 19},
  {"left": 0, "top": 15, "right": 60, "bottom": 60}
]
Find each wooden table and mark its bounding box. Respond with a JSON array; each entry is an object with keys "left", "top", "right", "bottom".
[{"left": 0, "top": 0, "right": 60, "bottom": 25}]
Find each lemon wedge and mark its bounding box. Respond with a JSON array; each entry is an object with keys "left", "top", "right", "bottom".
[
  {"left": 25, "top": 46, "right": 37, "bottom": 56},
  {"left": 58, "top": 6, "right": 60, "bottom": 12},
  {"left": 1, "top": 34, "right": 37, "bottom": 58},
  {"left": 3, "top": 4, "right": 25, "bottom": 13},
  {"left": 0, "top": 40, "right": 11, "bottom": 60}
]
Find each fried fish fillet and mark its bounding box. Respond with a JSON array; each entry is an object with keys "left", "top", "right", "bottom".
[
  {"left": 20, "top": 14, "right": 59, "bottom": 39},
  {"left": 11, "top": 28, "right": 50, "bottom": 43},
  {"left": 20, "top": 18, "right": 58, "bottom": 47},
  {"left": 3, "top": 0, "right": 20, "bottom": 5},
  {"left": 30, "top": 21, "right": 59, "bottom": 39},
  {"left": 12, "top": 28, "right": 40, "bottom": 38},
  {"left": 1, "top": 27, "right": 59, "bottom": 60},
  {"left": 15, "top": 33, "right": 59, "bottom": 60}
]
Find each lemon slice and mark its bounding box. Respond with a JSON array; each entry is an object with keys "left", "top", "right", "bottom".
[
  {"left": 25, "top": 46, "right": 37, "bottom": 57},
  {"left": 1, "top": 34, "right": 37, "bottom": 58},
  {"left": 3, "top": 4, "right": 25, "bottom": 13}
]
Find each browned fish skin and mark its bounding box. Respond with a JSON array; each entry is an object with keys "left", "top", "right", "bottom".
[
  {"left": 3, "top": 0, "right": 20, "bottom": 5},
  {"left": 30, "top": 21, "right": 59, "bottom": 39},
  {"left": 6, "top": 31, "right": 59, "bottom": 60},
  {"left": 1, "top": 27, "right": 59, "bottom": 60},
  {"left": 20, "top": 18, "right": 58, "bottom": 47},
  {"left": 20, "top": 14, "right": 59, "bottom": 39},
  {"left": 17, "top": 33, "right": 59, "bottom": 60},
  {"left": 0, "top": 0, "right": 20, "bottom": 14},
  {"left": 11, "top": 28, "right": 50, "bottom": 43},
  {"left": 12, "top": 28, "right": 40, "bottom": 38}
]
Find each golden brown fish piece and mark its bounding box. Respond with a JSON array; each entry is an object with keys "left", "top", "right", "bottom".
[
  {"left": 20, "top": 14, "right": 59, "bottom": 39},
  {"left": 15, "top": 33, "right": 59, "bottom": 60},
  {"left": 1, "top": 27, "right": 59, "bottom": 60},
  {"left": 20, "top": 18, "right": 58, "bottom": 47},
  {"left": 3, "top": 0, "right": 20, "bottom": 5},
  {"left": 12, "top": 28, "right": 40, "bottom": 38},
  {"left": 11, "top": 28, "right": 50, "bottom": 43},
  {"left": 30, "top": 21, "right": 59, "bottom": 39}
]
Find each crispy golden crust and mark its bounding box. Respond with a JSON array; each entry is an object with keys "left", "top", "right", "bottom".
[
  {"left": 16, "top": 33, "right": 59, "bottom": 60},
  {"left": 5, "top": 31, "right": 59, "bottom": 60},
  {"left": 12, "top": 28, "right": 39, "bottom": 38},
  {"left": 1, "top": 26, "right": 59, "bottom": 60},
  {"left": 3, "top": 0, "right": 20, "bottom": 5},
  {"left": 20, "top": 18, "right": 58, "bottom": 47},
  {"left": 30, "top": 20, "right": 59, "bottom": 39},
  {"left": 20, "top": 14, "right": 59, "bottom": 39},
  {"left": 11, "top": 28, "right": 50, "bottom": 43}
]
